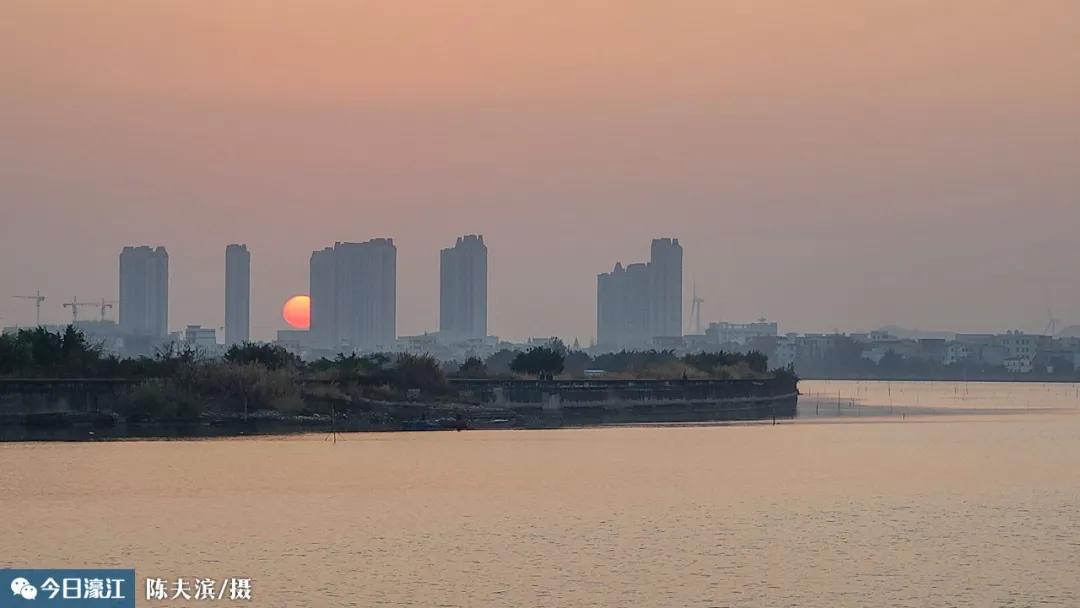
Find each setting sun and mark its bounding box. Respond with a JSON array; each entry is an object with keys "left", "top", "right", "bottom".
[{"left": 282, "top": 295, "right": 310, "bottom": 329}]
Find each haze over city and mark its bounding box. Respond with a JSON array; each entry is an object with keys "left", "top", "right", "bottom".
[
  {"left": 2, "top": 1, "right": 1079, "bottom": 342},
  {"left": 6, "top": 4, "right": 1080, "bottom": 607}
]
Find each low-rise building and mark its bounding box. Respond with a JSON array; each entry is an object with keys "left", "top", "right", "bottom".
[
  {"left": 997, "top": 331, "right": 1044, "bottom": 363},
  {"left": 183, "top": 325, "right": 219, "bottom": 353},
  {"left": 944, "top": 342, "right": 975, "bottom": 366},
  {"left": 275, "top": 329, "right": 310, "bottom": 355},
  {"left": 705, "top": 320, "right": 778, "bottom": 346},
  {"left": 771, "top": 338, "right": 797, "bottom": 369},
  {"left": 1004, "top": 356, "right": 1033, "bottom": 374}
]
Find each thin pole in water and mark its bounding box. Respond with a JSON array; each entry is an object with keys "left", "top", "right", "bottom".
[{"left": 326, "top": 402, "right": 342, "bottom": 444}]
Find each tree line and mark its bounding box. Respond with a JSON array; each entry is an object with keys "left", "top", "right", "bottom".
[
  {"left": 0, "top": 327, "right": 785, "bottom": 419},
  {"left": 458, "top": 340, "right": 775, "bottom": 380}
]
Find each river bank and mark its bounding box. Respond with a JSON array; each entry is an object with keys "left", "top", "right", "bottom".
[{"left": 0, "top": 377, "right": 798, "bottom": 441}]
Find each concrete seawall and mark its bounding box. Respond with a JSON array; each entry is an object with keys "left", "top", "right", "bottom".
[
  {"left": 0, "top": 377, "right": 798, "bottom": 440},
  {"left": 450, "top": 377, "right": 798, "bottom": 422},
  {"left": 0, "top": 378, "right": 135, "bottom": 415}
]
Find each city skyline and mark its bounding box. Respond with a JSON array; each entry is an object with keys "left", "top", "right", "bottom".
[
  {"left": 4, "top": 4, "right": 1080, "bottom": 606},
  {"left": 2, "top": 231, "right": 1079, "bottom": 344},
  {"left": 2, "top": 2, "right": 1079, "bottom": 340}
]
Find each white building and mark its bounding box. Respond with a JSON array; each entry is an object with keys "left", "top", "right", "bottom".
[
  {"left": 944, "top": 342, "right": 975, "bottom": 366},
  {"left": 706, "top": 320, "right": 779, "bottom": 346},
  {"left": 1004, "top": 356, "right": 1033, "bottom": 374},
  {"left": 183, "top": 325, "right": 218, "bottom": 352},
  {"left": 997, "top": 331, "right": 1041, "bottom": 362},
  {"left": 772, "top": 338, "right": 797, "bottom": 369}
]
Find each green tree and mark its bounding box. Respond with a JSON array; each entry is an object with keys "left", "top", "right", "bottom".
[
  {"left": 24, "top": 326, "right": 64, "bottom": 370},
  {"left": 562, "top": 350, "right": 593, "bottom": 378},
  {"left": 391, "top": 354, "right": 447, "bottom": 392},
  {"left": 457, "top": 356, "right": 487, "bottom": 378},
  {"left": 510, "top": 346, "right": 565, "bottom": 378},
  {"left": 60, "top": 325, "right": 102, "bottom": 374},
  {"left": 224, "top": 342, "right": 301, "bottom": 370},
  {"left": 484, "top": 349, "right": 519, "bottom": 376},
  {"left": 0, "top": 326, "right": 103, "bottom": 377},
  {"left": 0, "top": 332, "right": 30, "bottom": 374}
]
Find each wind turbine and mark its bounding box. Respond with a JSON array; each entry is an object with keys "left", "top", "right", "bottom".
[
  {"left": 688, "top": 282, "right": 704, "bottom": 335},
  {"left": 1043, "top": 286, "right": 1061, "bottom": 336},
  {"left": 1044, "top": 306, "right": 1061, "bottom": 337}
]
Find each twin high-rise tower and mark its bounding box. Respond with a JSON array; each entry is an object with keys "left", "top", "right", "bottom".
[
  {"left": 307, "top": 235, "right": 488, "bottom": 353},
  {"left": 597, "top": 238, "right": 683, "bottom": 349},
  {"left": 119, "top": 244, "right": 251, "bottom": 346}
]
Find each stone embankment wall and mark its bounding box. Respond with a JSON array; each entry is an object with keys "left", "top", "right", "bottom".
[
  {"left": 0, "top": 379, "right": 134, "bottom": 415},
  {"left": 451, "top": 377, "right": 798, "bottom": 420}
]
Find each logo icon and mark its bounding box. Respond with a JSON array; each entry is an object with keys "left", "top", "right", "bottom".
[
  {"left": 2, "top": 570, "right": 135, "bottom": 606},
  {"left": 9, "top": 578, "right": 37, "bottom": 600}
]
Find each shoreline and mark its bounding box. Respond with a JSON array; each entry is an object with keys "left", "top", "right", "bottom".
[
  {"left": 0, "top": 376, "right": 800, "bottom": 442},
  {"left": 0, "top": 391, "right": 799, "bottom": 442},
  {"left": 799, "top": 376, "right": 1080, "bottom": 384}
]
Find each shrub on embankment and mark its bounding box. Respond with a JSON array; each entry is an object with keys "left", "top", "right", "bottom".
[
  {"left": 115, "top": 346, "right": 451, "bottom": 419},
  {"left": 457, "top": 341, "right": 783, "bottom": 382},
  {"left": 2, "top": 328, "right": 794, "bottom": 420},
  {"left": 116, "top": 361, "right": 304, "bottom": 420}
]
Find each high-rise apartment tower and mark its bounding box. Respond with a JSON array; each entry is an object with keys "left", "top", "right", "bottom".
[
  {"left": 224, "top": 244, "right": 250, "bottom": 345},
  {"left": 439, "top": 235, "right": 488, "bottom": 339},
  {"left": 119, "top": 245, "right": 169, "bottom": 338}
]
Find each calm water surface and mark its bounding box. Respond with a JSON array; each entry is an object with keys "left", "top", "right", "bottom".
[
  {"left": 2, "top": 381, "right": 1079, "bottom": 607},
  {"left": 800, "top": 379, "right": 1080, "bottom": 417}
]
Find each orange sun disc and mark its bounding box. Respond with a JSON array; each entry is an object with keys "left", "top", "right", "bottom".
[{"left": 282, "top": 295, "right": 311, "bottom": 329}]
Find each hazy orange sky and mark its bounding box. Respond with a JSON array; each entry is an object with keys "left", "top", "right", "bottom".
[{"left": 2, "top": 1, "right": 1079, "bottom": 341}]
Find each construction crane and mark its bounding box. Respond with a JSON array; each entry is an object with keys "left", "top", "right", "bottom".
[
  {"left": 61, "top": 296, "right": 96, "bottom": 324},
  {"left": 12, "top": 291, "right": 46, "bottom": 326},
  {"left": 96, "top": 298, "right": 117, "bottom": 322},
  {"left": 688, "top": 282, "right": 705, "bottom": 335}
]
